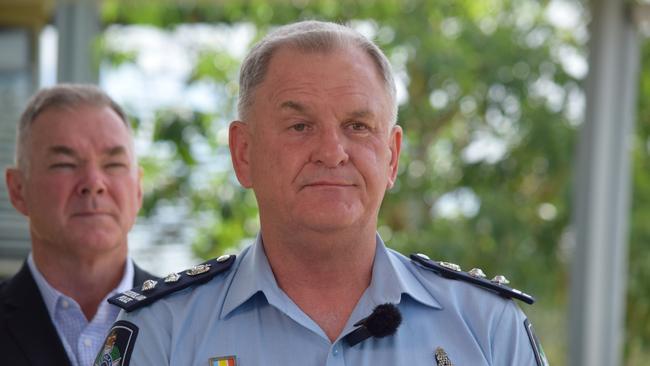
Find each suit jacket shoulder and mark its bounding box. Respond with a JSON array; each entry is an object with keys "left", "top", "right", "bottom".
[
  {"left": 0, "top": 262, "right": 70, "bottom": 365},
  {"left": 0, "top": 260, "right": 155, "bottom": 365}
]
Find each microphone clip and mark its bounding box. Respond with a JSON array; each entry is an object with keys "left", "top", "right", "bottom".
[{"left": 344, "top": 303, "right": 402, "bottom": 347}]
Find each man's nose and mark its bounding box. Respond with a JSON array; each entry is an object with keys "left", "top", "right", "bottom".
[
  {"left": 311, "top": 127, "right": 349, "bottom": 168},
  {"left": 77, "top": 166, "right": 106, "bottom": 196}
]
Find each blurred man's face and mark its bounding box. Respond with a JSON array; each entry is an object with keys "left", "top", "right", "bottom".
[{"left": 6, "top": 105, "right": 142, "bottom": 259}]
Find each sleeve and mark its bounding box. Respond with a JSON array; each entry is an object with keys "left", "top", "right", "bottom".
[
  {"left": 93, "top": 306, "right": 173, "bottom": 366},
  {"left": 489, "top": 301, "right": 548, "bottom": 366}
]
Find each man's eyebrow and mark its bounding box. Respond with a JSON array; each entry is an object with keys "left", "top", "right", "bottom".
[
  {"left": 46, "top": 145, "right": 129, "bottom": 158},
  {"left": 280, "top": 102, "right": 375, "bottom": 120},
  {"left": 280, "top": 100, "right": 308, "bottom": 113},
  {"left": 348, "top": 110, "right": 374, "bottom": 119},
  {"left": 48, "top": 145, "right": 76, "bottom": 157},
  {"left": 105, "top": 145, "right": 128, "bottom": 157}
]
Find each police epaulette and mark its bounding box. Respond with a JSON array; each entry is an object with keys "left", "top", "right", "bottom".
[
  {"left": 108, "top": 254, "right": 236, "bottom": 312},
  {"left": 409, "top": 253, "right": 535, "bottom": 305}
]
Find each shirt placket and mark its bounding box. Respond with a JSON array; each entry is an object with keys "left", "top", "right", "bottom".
[
  {"left": 56, "top": 296, "right": 85, "bottom": 366},
  {"left": 325, "top": 340, "right": 347, "bottom": 366}
]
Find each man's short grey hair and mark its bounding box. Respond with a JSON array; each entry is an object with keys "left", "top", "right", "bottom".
[
  {"left": 238, "top": 20, "right": 398, "bottom": 124},
  {"left": 15, "top": 83, "right": 130, "bottom": 170}
]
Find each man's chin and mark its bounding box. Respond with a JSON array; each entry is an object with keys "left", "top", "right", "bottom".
[
  {"left": 293, "top": 214, "right": 362, "bottom": 233},
  {"left": 67, "top": 231, "right": 126, "bottom": 253}
]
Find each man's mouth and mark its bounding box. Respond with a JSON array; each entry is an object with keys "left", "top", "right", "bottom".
[
  {"left": 71, "top": 211, "right": 112, "bottom": 217},
  {"left": 302, "top": 180, "right": 355, "bottom": 189}
]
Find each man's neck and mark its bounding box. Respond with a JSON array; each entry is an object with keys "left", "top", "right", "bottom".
[
  {"left": 261, "top": 227, "right": 377, "bottom": 342},
  {"left": 31, "top": 244, "right": 127, "bottom": 321}
]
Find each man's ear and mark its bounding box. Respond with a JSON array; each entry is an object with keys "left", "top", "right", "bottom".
[
  {"left": 229, "top": 121, "right": 253, "bottom": 188},
  {"left": 387, "top": 125, "right": 402, "bottom": 189},
  {"left": 5, "top": 168, "right": 29, "bottom": 216}
]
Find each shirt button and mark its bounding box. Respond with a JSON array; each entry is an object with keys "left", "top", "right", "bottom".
[
  {"left": 333, "top": 346, "right": 340, "bottom": 356},
  {"left": 83, "top": 339, "right": 92, "bottom": 347},
  {"left": 61, "top": 300, "right": 70, "bottom": 309}
]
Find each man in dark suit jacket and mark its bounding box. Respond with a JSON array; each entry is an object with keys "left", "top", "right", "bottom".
[
  {"left": 0, "top": 263, "right": 154, "bottom": 365},
  {"left": 1, "top": 84, "right": 156, "bottom": 366}
]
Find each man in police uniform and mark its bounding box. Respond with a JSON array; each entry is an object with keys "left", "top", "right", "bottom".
[
  {"left": 0, "top": 84, "right": 155, "bottom": 366},
  {"left": 99, "top": 21, "right": 548, "bottom": 366}
]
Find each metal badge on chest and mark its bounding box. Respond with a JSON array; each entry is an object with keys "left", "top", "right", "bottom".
[{"left": 434, "top": 347, "right": 454, "bottom": 366}]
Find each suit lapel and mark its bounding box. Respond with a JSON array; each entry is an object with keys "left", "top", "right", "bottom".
[{"left": 2, "top": 263, "right": 71, "bottom": 365}]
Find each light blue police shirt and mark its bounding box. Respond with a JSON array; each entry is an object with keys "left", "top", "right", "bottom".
[{"left": 117, "top": 234, "right": 539, "bottom": 365}]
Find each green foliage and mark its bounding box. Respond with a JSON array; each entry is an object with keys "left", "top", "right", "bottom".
[
  {"left": 627, "top": 38, "right": 650, "bottom": 363},
  {"left": 190, "top": 50, "right": 239, "bottom": 83},
  {"left": 96, "top": 0, "right": 646, "bottom": 363}
]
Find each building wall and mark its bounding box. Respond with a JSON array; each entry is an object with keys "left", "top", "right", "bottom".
[{"left": 0, "top": 28, "right": 34, "bottom": 278}]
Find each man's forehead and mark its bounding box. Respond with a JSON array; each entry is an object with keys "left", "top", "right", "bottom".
[
  {"left": 32, "top": 104, "right": 129, "bottom": 133},
  {"left": 262, "top": 47, "right": 386, "bottom": 94},
  {"left": 32, "top": 134, "right": 133, "bottom": 156},
  {"left": 29, "top": 108, "right": 134, "bottom": 156},
  {"left": 265, "top": 81, "right": 388, "bottom": 122},
  {"left": 31, "top": 105, "right": 129, "bottom": 136},
  {"left": 278, "top": 99, "right": 377, "bottom": 118},
  {"left": 265, "top": 45, "right": 365, "bottom": 75}
]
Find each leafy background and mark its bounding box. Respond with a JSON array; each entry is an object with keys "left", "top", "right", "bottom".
[{"left": 96, "top": 0, "right": 650, "bottom": 364}]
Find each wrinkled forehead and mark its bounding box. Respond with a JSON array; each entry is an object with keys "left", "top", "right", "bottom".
[
  {"left": 29, "top": 105, "right": 136, "bottom": 155},
  {"left": 259, "top": 44, "right": 395, "bottom": 120},
  {"left": 271, "top": 42, "right": 386, "bottom": 84},
  {"left": 260, "top": 46, "right": 391, "bottom": 110}
]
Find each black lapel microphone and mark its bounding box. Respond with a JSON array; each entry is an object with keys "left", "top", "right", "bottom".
[{"left": 344, "top": 303, "right": 402, "bottom": 347}]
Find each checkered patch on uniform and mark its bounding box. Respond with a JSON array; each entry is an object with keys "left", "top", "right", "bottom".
[
  {"left": 524, "top": 319, "right": 549, "bottom": 366},
  {"left": 93, "top": 320, "right": 139, "bottom": 366}
]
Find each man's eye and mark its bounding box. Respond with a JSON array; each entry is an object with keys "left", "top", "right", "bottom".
[
  {"left": 350, "top": 122, "right": 369, "bottom": 131},
  {"left": 291, "top": 123, "right": 308, "bottom": 132},
  {"left": 106, "top": 162, "right": 128, "bottom": 169}
]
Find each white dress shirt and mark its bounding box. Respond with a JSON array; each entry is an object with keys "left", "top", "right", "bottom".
[{"left": 28, "top": 253, "right": 134, "bottom": 366}]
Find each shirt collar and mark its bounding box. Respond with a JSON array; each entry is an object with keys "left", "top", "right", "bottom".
[
  {"left": 27, "top": 252, "right": 135, "bottom": 320},
  {"left": 220, "top": 233, "right": 441, "bottom": 320},
  {"left": 221, "top": 234, "right": 288, "bottom": 319},
  {"left": 368, "top": 234, "right": 441, "bottom": 309}
]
